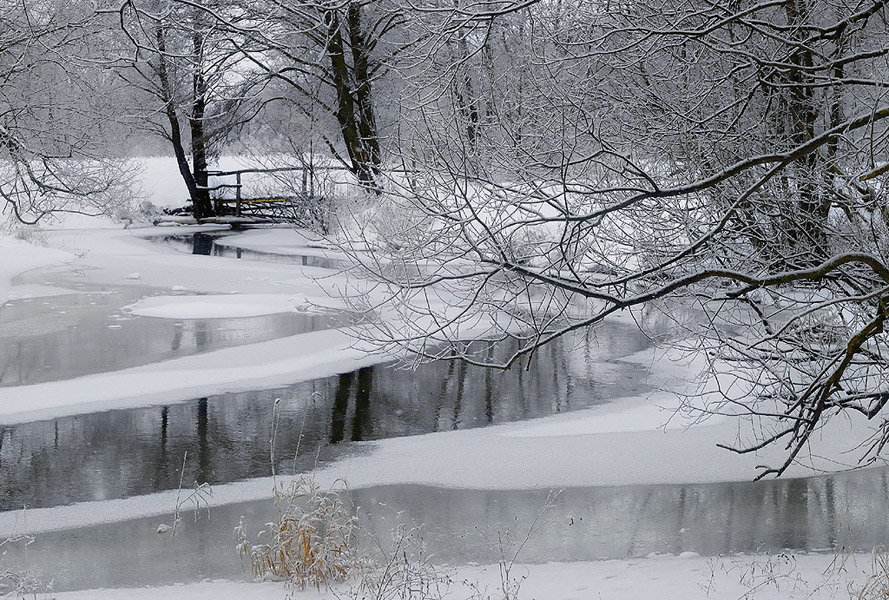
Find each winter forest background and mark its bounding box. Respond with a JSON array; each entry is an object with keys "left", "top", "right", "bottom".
[{"left": 3, "top": 0, "right": 889, "bottom": 597}]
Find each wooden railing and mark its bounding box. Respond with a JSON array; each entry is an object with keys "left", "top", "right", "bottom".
[{"left": 203, "top": 166, "right": 348, "bottom": 217}]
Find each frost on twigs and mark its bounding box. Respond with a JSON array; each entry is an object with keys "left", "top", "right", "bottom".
[
  {"left": 344, "top": 524, "right": 454, "bottom": 600},
  {"left": 852, "top": 547, "right": 889, "bottom": 600},
  {"left": 702, "top": 552, "right": 849, "bottom": 600},
  {"left": 156, "top": 451, "right": 213, "bottom": 538},
  {"left": 236, "top": 476, "right": 365, "bottom": 590},
  {"left": 1, "top": 532, "right": 47, "bottom": 599}
]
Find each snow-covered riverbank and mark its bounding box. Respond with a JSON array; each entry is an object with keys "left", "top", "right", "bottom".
[
  {"left": 50, "top": 552, "right": 880, "bottom": 600},
  {"left": 1, "top": 208, "right": 886, "bottom": 598}
]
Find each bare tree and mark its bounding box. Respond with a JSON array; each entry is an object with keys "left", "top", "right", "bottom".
[
  {"left": 115, "top": 0, "right": 266, "bottom": 218},
  {"left": 204, "top": 0, "right": 409, "bottom": 192},
  {"left": 0, "top": 0, "right": 133, "bottom": 225},
  {"left": 339, "top": 0, "right": 889, "bottom": 478}
]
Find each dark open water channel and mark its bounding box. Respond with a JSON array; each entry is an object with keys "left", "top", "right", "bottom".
[
  {"left": 2, "top": 228, "right": 889, "bottom": 592},
  {"left": 146, "top": 230, "right": 343, "bottom": 269},
  {"left": 0, "top": 327, "right": 651, "bottom": 510}
]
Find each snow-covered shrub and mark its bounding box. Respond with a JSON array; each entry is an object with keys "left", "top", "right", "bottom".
[
  {"left": 0, "top": 533, "right": 46, "bottom": 599},
  {"left": 236, "top": 476, "right": 363, "bottom": 589},
  {"left": 1, "top": 216, "right": 46, "bottom": 244}
]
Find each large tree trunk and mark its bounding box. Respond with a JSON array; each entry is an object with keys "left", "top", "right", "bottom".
[
  {"left": 189, "top": 26, "right": 213, "bottom": 219},
  {"left": 780, "top": 0, "right": 830, "bottom": 266},
  {"left": 155, "top": 25, "right": 201, "bottom": 214},
  {"left": 154, "top": 20, "right": 214, "bottom": 219},
  {"left": 324, "top": 3, "right": 382, "bottom": 193}
]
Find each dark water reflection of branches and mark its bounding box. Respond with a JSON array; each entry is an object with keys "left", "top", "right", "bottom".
[
  {"left": 0, "top": 322, "right": 652, "bottom": 510},
  {"left": 4, "top": 469, "right": 887, "bottom": 592}
]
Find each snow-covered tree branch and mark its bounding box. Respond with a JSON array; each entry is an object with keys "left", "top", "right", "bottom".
[
  {"left": 338, "top": 0, "right": 889, "bottom": 478},
  {"left": 0, "top": 0, "right": 133, "bottom": 224}
]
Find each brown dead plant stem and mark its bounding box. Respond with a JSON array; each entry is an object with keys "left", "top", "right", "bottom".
[
  {"left": 236, "top": 476, "right": 362, "bottom": 590},
  {"left": 853, "top": 548, "right": 889, "bottom": 600}
]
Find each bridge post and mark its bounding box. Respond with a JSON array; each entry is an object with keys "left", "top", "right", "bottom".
[{"left": 235, "top": 172, "right": 242, "bottom": 217}]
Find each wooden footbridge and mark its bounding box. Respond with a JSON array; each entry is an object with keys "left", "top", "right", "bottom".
[{"left": 201, "top": 165, "right": 348, "bottom": 230}]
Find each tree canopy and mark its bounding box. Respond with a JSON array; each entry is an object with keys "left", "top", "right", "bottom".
[{"left": 337, "top": 0, "right": 889, "bottom": 478}]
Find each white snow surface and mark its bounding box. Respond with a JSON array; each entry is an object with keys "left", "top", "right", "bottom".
[
  {"left": 51, "top": 553, "right": 878, "bottom": 600},
  {"left": 0, "top": 236, "right": 74, "bottom": 305},
  {"left": 2, "top": 216, "right": 886, "bottom": 599},
  {"left": 124, "top": 293, "right": 328, "bottom": 318}
]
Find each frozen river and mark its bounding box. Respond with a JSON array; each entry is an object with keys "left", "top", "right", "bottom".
[
  {"left": 5, "top": 468, "right": 889, "bottom": 591},
  {"left": 0, "top": 283, "right": 341, "bottom": 387},
  {"left": 2, "top": 227, "right": 888, "bottom": 592}
]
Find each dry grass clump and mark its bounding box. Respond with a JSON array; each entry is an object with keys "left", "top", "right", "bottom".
[
  {"left": 854, "top": 548, "right": 889, "bottom": 600},
  {"left": 236, "top": 476, "right": 363, "bottom": 589},
  {"left": 1, "top": 532, "right": 44, "bottom": 599}
]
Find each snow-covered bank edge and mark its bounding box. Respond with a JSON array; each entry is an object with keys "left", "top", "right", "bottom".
[
  {"left": 0, "top": 236, "right": 74, "bottom": 305},
  {"left": 0, "top": 327, "right": 391, "bottom": 425},
  {"left": 49, "top": 552, "right": 880, "bottom": 600}
]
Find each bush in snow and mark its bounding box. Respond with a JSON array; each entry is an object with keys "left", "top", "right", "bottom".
[{"left": 236, "top": 476, "right": 364, "bottom": 590}]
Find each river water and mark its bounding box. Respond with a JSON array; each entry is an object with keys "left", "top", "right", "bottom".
[
  {"left": 0, "top": 284, "right": 341, "bottom": 387},
  {"left": 0, "top": 323, "right": 652, "bottom": 510},
  {"left": 5, "top": 468, "right": 889, "bottom": 591},
  {"left": 2, "top": 229, "right": 888, "bottom": 592}
]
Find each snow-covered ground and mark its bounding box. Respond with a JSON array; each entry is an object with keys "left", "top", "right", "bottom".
[
  {"left": 0, "top": 236, "right": 73, "bottom": 308},
  {"left": 1, "top": 164, "right": 885, "bottom": 598},
  {"left": 49, "top": 552, "right": 883, "bottom": 600}
]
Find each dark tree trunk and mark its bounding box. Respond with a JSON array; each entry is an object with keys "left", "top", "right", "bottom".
[
  {"left": 324, "top": 3, "right": 382, "bottom": 193},
  {"left": 190, "top": 26, "right": 213, "bottom": 219},
  {"left": 154, "top": 21, "right": 214, "bottom": 219},
  {"left": 456, "top": 34, "right": 480, "bottom": 152},
  {"left": 155, "top": 26, "right": 200, "bottom": 210},
  {"left": 780, "top": 0, "right": 830, "bottom": 266}
]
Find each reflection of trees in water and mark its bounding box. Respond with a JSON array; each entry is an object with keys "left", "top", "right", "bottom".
[
  {"left": 484, "top": 345, "right": 495, "bottom": 424},
  {"left": 156, "top": 233, "right": 341, "bottom": 267},
  {"left": 329, "top": 372, "right": 351, "bottom": 445},
  {"left": 171, "top": 321, "right": 211, "bottom": 352},
  {"left": 0, "top": 341, "right": 24, "bottom": 386},
  {"left": 354, "top": 474, "right": 885, "bottom": 562},
  {"left": 152, "top": 406, "right": 169, "bottom": 491},
  {"left": 197, "top": 398, "right": 210, "bottom": 483},
  {"left": 453, "top": 359, "right": 466, "bottom": 430},
  {"left": 1, "top": 328, "right": 653, "bottom": 508},
  {"left": 171, "top": 323, "right": 182, "bottom": 351},
  {"left": 430, "top": 354, "right": 454, "bottom": 433},
  {"left": 352, "top": 367, "right": 372, "bottom": 442},
  {"left": 328, "top": 367, "right": 375, "bottom": 443},
  {"left": 192, "top": 233, "right": 213, "bottom": 255}
]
